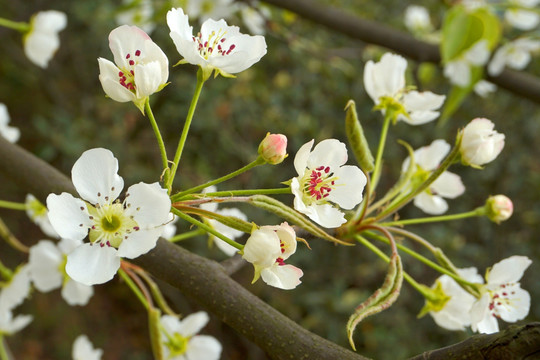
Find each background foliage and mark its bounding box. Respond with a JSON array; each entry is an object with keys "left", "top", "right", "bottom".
[{"left": 0, "top": 0, "right": 538, "bottom": 358}]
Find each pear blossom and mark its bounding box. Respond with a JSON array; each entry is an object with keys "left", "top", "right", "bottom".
[
  {"left": 160, "top": 312, "right": 222, "bottom": 360},
  {"left": 0, "top": 308, "right": 32, "bottom": 336},
  {"left": 25, "top": 194, "right": 58, "bottom": 238},
  {"left": 200, "top": 186, "right": 247, "bottom": 256},
  {"left": 46, "top": 148, "right": 171, "bottom": 286},
  {"left": 187, "top": 0, "right": 236, "bottom": 22},
  {"left": 72, "top": 334, "right": 103, "bottom": 360},
  {"left": 0, "top": 265, "right": 31, "bottom": 311},
  {"left": 364, "top": 53, "right": 445, "bottom": 125},
  {"left": 291, "top": 139, "right": 367, "bottom": 228},
  {"left": 258, "top": 133, "right": 287, "bottom": 165},
  {"left": 98, "top": 25, "right": 169, "bottom": 113},
  {"left": 115, "top": 0, "right": 156, "bottom": 34},
  {"left": 505, "top": 0, "right": 540, "bottom": 30},
  {"left": 0, "top": 103, "right": 20, "bottom": 143},
  {"left": 427, "top": 268, "right": 483, "bottom": 331},
  {"left": 402, "top": 140, "right": 465, "bottom": 215},
  {"left": 167, "top": 7, "right": 267, "bottom": 80},
  {"left": 23, "top": 10, "right": 67, "bottom": 68},
  {"left": 28, "top": 239, "right": 94, "bottom": 306},
  {"left": 473, "top": 80, "right": 497, "bottom": 98},
  {"left": 243, "top": 222, "right": 303, "bottom": 289},
  {"left": 471, "top": 256, "right": 532, "bottom": 334},
  {"left": 460, "top": 118, "right": 505, "bottom": 167},
  {"left": 444, "top": 40, "right": 490, "bottom": 87},
  {"left": 239, "top": 2, "right": 270, "bottom": 35},
  {"left": 404, "top": 5, "right": 433, "bottom": 34},
  {"left": 485, "top": 195, "right": 513, "bottom": 224},
  {"left": 488, "top": 38, "right": 540, "bottom": 76}
]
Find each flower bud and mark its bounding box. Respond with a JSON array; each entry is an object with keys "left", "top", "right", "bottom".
[
  {"left": 485, "top": 195, "right": 513, "bottom": 224},
  {"left": 258, "top": 133, "right": 287, "bottom": 164},
  {"left": 460, "top": 118, "right": 505, "bottom": 168}
]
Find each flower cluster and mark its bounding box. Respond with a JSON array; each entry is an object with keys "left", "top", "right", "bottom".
[{"left": 23, "top": 10, "right": 67, "bottom": 68}]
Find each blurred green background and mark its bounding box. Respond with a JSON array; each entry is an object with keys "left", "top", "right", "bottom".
[{"left": 0, "top": 0, "right": 538, "bottom": 359}]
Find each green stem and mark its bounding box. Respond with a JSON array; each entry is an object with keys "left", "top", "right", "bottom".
[
  {"left": 0, "top": 259, "right": 13, "bottom": 280},
  {"left": 171, "top": 186, "right": 291, "bottom": 202},
  {"left": 370, "top": 111, "right": 392, "bottom": 191},
  {"left": 168, "top": 229, "right": 205, "bottom": 242},
  {"left": 172, "top": 157, "right": 266, "bottom": 200},
  {"left": 0, "top": 17, "right": 29, "bottom": 32},
  {"left": 355, "top": 235, "right": 426, "bottom": 296},
  {"left": 172, "top": 208, "right": 243, "bottom": 251},
  {"left": 145, "top": 99, "right": 169, "bottom": 182},
  {"left": 0, "top": 200, "right": 27, "bottom": 211},
  {"left": 118, "top": 268, "right": 150, "bottom": 310},
  {"left": 374, "top": 139, "right": 462, "bottom": 221},
  {"left": 380, "top": 207, "right": 484, "bottom": 227},
  {"left": 166, "top": 69, "right": 205, "bottom": 192}
]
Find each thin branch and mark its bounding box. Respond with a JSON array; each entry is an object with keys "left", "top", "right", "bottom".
[{"left": 259, "top": 0, "right": 540, "bottom": 103}]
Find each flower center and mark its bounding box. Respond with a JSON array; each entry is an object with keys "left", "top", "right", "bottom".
[
  {"left": 300, "top": 166, "right": 338, "bottom": 204},
  {"left": 164, "top": 332, "right": 189, "bottom": 357},
  {"left": 488, "top": 284, "right": 518, "bottom": 317},
  {"left": 87, "top": 202, "right": 139, "bottom": 248},
  {"left": 118, "top": 50, "right": 142, "bottom": 92},
  {"left": 28, "top": 198, "right": 47, "bottom": 219},
  {"left": 192, "top": 30, "right": 236, "bottom": 60}
]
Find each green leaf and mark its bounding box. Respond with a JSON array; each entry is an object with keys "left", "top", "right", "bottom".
[
  {"left": 347, "top": 253, "right": 403, "bottom": 350},
  {"left": 345, "top": 100, "right": 375, "bottom": 172},
  {"left": 441, "top": 6, "right": 483, "bottom": 63}
]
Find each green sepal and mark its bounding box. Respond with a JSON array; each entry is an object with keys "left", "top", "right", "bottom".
[
  {"left": 345, "top": 100, "right": 375, "bottom": 173},
  {"left": 417, "top": 281, "right": 450, "bottom": 318},
  {"left": 346, "top": 253, "right": 403, "bottom": 350}
]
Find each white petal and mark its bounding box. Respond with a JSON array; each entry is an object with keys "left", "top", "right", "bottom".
[
  {"left": 307, "top": 203, "right": 347, "bottom": 228},
  {"left": 261, "top": 264, "right": 303, "bottom": 290},
  {"left": 117, "top": 227, "right": 162, "bottom": 259},
  {"left": 23, "top": 11, "right": 67, "bottom": 68},
  {"left": 209, "top": 34, "right": 267, "bottom": 74},
  {"left": 293, "top": 139, "right": 314, "bottom": 176},
  {"left": 213, "top": 238, "right": 239, "bottom": 256},
  {"left": 98, "top": 58, "right": 136, "bottom": 103},
  {"left": 167, "top": 8, "right": 194, "bottom": 55},
  {"left": 243, "top": 228, "right": 281, "bottom": 267},
  {"left": 364, "top": 53, "right": 407, "bottom": 101},
  {"left": 471, "top": 294, "right": 499, "bottom": 334},
  {"left": 124, "top": 182, "right": 171, "bottom": 226},
  {"left": 109, "top": 25, "right": 151, "bottom": 67},
  {"left": 66, "top": 243, "right": 120, "bottom": 286},
  {"left": 328, "top": 165, "right": 366, "bottom": 209},
  {"left": 444, "top": 60, "right": 470, "bottom": 87},
  {"left": 133, "top": 61, "right": 163, "bottom": 98},
  {"left": 28, "top": 240, "right": 63, "bottom": 292},
  {"left": 72, "top": 334, "right": 103, "bottom": 360},
  {"left": 71, "top": 148, "right": 124, "bottom": 205},
  {"left": 415, "top": 139, "right": 450, "bottom": 171},
  {"left": 46, "top": 193, "right": 92, "bottom": 240},
  {"left": 177, "top": 311, "right": 210, "bottom": 337},
  {"left": 185, "top": 336, "right": 222, "bottom": 360},
  {"left": 465, "top": 40, "right": 490, "bottom": 66},
  {"left": 505, "top": 9, "right": 539, "bottom": 30},
  {"left": 496, "top": 286, "right": 530, "bottom": 323},
  {"left": 62, "top": 279, "right": 94, "bottom": 306},
  {"left": 414, "top": 192, "right": 448, "bottom": 215},
  {"left": 0, "top": 265, "right": 31, "bottom": 310},
  {"left": 403, "top": 91, "right": 445, "bottom": 112},
  {"left": 406, "top": 110, "right": 441, "bottom": 125},
  {"left": 487, "top": 255, "right": 532, "bottom": 285},
  {"left": 0, "top": 310, "right": 32, "bottom": 335},
  {"left": 307, "top": 139, "right": 348, "bottom": 170},
  {"left": 431, "top": 171, "right": 465, "bottom": 199},
  {"left": 58, "top": 238, "right": 84, "bottom": 254}
]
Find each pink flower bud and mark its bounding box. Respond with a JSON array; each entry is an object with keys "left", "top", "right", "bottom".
[
  {"left": 258, "top": 133, "right": 287, "bottom": 165},
  {"left": 486, "top": 195, "right": 513, "bottom": 224}
]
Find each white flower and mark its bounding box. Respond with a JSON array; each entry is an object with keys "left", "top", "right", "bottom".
[
  {"left": 29, "top": 239, "right": 94, "bottom": 306},
  {"left": 0, "top": 265, "right": 31, "bottom": 311},
  {"left": 239, "top": 2, "right": 270, "bottom": 35},
  {"left": 200, "top": 186, "right": 247, "bottom": 256},
  {"left": 291, "top": 139, "right": 367, "bottom": 228},
  {"left": 460, "top": 118, "right": 505, "bottom": 167},
  {"left": 364, "top": 53, "right": 445, "bottom": 125},
  {"left": 243, "top": 223, "right": 303, "bottom": 290},
  {"left": 25, "top": 194, "right": 59, "bottom": 238},
  {"left": 46, "top": 148, "right": 171, "bottom": 286},
  {"left": 0, "top": 308, "right": 32, "bottom": 336},
  {"left": 505, "top": 0, "right": 540, "bottom": 30},
  {"left": 473, "top": 80, "right": 497, "bottom": 98},
  {"left": 488, "top": 38, "right": 540, "bottom": 76},
  {"left": 471, "top": 256, "right": 532, "bottom": 334},
  {"left": 428, "top": 267, "right": 483, "bottom": 331},
  {"left": 72, "top": 334, "right": 103, "bottom": 360},
  {"left": 167, "top": 7, "right": 267, "bottom": 80},
  {"left": 98, "top": 25, "right": 169, "bottom": 113},
  {"left": 23, "top": 10, "right": 67, "bottom": 68},
  {"left": 115, "top": 0, "right": 156, "bottom": 34},
  {"left": 402, "top": 140, "right": 465, "bottom": 215},
  {"left": 160, "top": 312, "right": 222, "bottom": 360},
  {"left": 444, "top": 40, "right": 490, "bottom": 87},
  {"left": 187, "top": 0, "right": 236, "bottom": 22},
  {"left": 404, "top": 5, "right": 433, "bottom": 33},
  {"left": 0, "top": 103, "right": 20, "bottom": 143}
]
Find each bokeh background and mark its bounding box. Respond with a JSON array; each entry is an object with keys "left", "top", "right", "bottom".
[{"left": 0, "top": 0, "right": 538, "bottom": 359}]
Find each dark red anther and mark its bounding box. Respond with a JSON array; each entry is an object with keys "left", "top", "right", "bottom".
[
  {"left": 126, "top": 54, "right": 130, "bottom": 59},
  {"left": 129, "top": 60, "right": 135, "bottom": 66},
  {"left": 135, "top": 50, "right": 141, "bottom": 56}
]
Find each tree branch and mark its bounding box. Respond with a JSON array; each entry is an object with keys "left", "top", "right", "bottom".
[
  {"left": 0, "top": 136, "right": 366, "bottom": 360},
  {"left": 260, "top": 0, "right": 540, "bottom": 103}
]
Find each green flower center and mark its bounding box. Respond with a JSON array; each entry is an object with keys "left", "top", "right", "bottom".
[
  {"left": 165, "top": 333, "right": 189, "bottom": 358},
  {"left": 299, "top": 165, "right": 338, "bottom": 206},
  {"left": 88, "top": 202, "right": 139, "bottom": 248}
]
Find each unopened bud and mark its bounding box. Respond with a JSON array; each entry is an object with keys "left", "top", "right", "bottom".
[
  {"left": 258, "top": 133, "right": 287, "bottom": 165},
  {"left": 485, "top": 195, "right": 513, "bottom": 224},
  {"left": 460, "top": 118, "right": 505, "bottom": 168}
]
